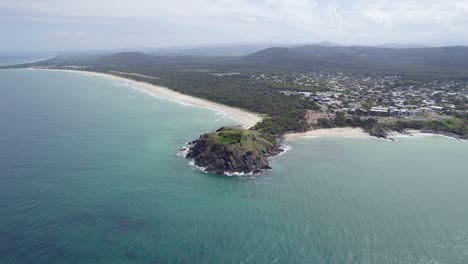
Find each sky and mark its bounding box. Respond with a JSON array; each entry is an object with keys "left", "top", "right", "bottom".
[{"left": 1, "top": 0, "right": 468, "bottom": 53}]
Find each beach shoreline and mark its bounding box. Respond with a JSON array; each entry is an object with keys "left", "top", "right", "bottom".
[
  {"left": 29, "top": 69, "right": 263, "bottom": 129},
  {"left": 388, "top": 130, "right": 466, "bottom": 141},
  {"left": 285, "top": 127, "right": 372, "bottom": 140}
]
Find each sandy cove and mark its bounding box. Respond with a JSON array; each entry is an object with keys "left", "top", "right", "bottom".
[
  {"left": 286, "top": 128, "right": 467, "bottom": 141},
  {"left": 285, "top": 127, "right": 371, "bottom": 139},
  {"left": 31, "top": 69, "right": 263, "bottom": 129}
]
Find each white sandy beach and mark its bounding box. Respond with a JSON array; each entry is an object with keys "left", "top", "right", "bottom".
[
  {"left": 31, "top": 69, "right": 263, "bottom": 129},
  {"left": 285, "top": 127, "right": 372, "bottom": 139}
]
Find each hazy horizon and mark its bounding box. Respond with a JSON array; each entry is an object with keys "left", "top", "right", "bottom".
[{"left": 2, "top": 0, "right": 468, "bottom": 53}]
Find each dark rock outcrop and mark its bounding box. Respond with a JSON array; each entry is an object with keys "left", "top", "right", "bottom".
[{"left": 186, "top": 134, "right": 282, "bottom": 174}]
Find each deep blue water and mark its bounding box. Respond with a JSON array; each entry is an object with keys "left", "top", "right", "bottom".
[{"left": 1, "top": 69, "right": 468, "bottom": 264}]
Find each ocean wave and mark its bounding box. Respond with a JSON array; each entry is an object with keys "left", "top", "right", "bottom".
[
  {"left": 224, "top": 171, "right": 257, "bottom": 177},
  {"left": 214, "top": 111, "right": 237, "bottom": 121},
  {"left": 112, "top": 81, "right": 244, "bottom": 125},
  {"left": 280, "top": 144, "right": 292, "bottom": 155},
  {"left": 176, "top": 146, "right": 189, "bottom": 157},
  {"left": 28, "top": 55, "right": 56, "bottom": 64},
  {"left": 411, "top": 133, "right": 460, "bottom": 140},
  {"left": 119, "top": 83, "right": 161, "bottom": 100},
  {"left": 188, "top": 161, "right": 209, "bottom": 174},
  {"left": 393, "top": 132, "right": 465, "bottom": 141},
  {"left": 269, "top": 144, "right": 292, "bottom": 159},
  {"left": 186, "top": 158, "right": 266, "bottom": 177},
  {"left": 121, "top": 83, "right": 202, "bottom": 107}
]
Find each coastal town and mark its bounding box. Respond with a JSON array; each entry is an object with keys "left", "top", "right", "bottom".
[{"left": 251, "top": 72, "right": 468, "bottom": 122}]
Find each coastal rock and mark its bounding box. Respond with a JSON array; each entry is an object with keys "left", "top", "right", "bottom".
[
  {"left": 186, "top": 127, "right": 282, "bottom": 174},
  {"left": 368, "top": 126, "right": 390, "bottom": 139}
]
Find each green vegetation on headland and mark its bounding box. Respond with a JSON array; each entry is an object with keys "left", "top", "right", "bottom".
[{"left": 206, "top": 127, "right": 275, "bottom": 154}]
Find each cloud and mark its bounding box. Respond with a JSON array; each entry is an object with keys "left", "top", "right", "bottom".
[{"left": 1, "top": 0, "right": 467, "bottom": 52}]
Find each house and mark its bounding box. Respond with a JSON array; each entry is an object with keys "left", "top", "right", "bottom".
[{"left": 370, "top": 106, "right": 389, "bottom": 116}]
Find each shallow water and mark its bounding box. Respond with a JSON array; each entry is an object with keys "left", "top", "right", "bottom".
[{"left": 1, "top": 69, "right": 467, "bottom": 263}]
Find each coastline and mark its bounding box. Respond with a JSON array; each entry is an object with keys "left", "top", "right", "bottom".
[
  {"left": 28, "top": 68, "right": 263, "bottom": 129},
  {"left": 285, "top": 127, "right": 372, "bottom": 140},
  {"left": 28, "top": 54, "right": 57, "bottom": 64},
  {"left": 13, "top": 68, "right": 467, "bottom": 143}
]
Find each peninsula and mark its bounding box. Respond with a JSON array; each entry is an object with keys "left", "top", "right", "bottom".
[
  {"left": 186, "top": 127, "right": 282, "bottom": 174},
  {"left": 3, "top": 46, "right": 468, "bottom": 173}
]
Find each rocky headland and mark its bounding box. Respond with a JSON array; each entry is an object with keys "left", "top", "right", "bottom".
[{"left": 186, "top": 127, "right": 282, "bottom": 174}]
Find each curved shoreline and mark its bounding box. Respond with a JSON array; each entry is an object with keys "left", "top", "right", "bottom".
[
  {"left": 285, "top": 128, "right": 372, "bottom": 140},
  {"left": 28, "top": 68, "right": 263, "bottom": 129},
  {"left": 15, "top": 68, "right": 467, "bottom": 143}
]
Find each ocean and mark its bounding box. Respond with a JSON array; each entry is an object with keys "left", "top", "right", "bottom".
[
  {"left": 1, "top": 68, "right": 467, "bottom": 264},
  {"left": 0, "top": 53, "right": 53, "bottom": 67}
]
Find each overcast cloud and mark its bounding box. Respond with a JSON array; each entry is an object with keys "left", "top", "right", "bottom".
[{"left": 1, "top": 0, "right": 467, "bottom": 52}]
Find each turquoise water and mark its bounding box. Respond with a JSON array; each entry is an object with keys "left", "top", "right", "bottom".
[{"left": 1, "top": 69, "right": 468, "bottom": 264}]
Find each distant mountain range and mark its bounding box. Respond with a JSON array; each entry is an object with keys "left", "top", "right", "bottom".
[
  {"left": 142, "top": 42, "right": 431, "bottom": 56},
  {"left": 5, "top": 43, "right": 468, "bottom": 79},
  {"left": 375, "top": 43, "right": 427, "bottom": 49},
  {"left": 245, "top": 44, "right": 468, "bottom": 65},
  {"left": 150, "top": 44, "right": 296, "bottom": 57}
]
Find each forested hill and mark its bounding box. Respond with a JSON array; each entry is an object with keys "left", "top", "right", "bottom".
[
  {"left": 245, "top": 45, "right": 468, "bottom": 67},
  {"left": 242, "top": 45, "right": 468, "bottom": 78}
]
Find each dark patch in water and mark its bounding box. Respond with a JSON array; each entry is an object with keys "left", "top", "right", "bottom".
[
  {"left": 65, "top": 213, "right": 97, "bottom": 227},
  {"left": 0, "top": 231, "right": 21, "bottom": 256},
  {"left": 124, "top": 245, "right": 159, "bottom": 263},
  {"left": 110, "top": 214, "right": 146, "bottom": 232},
  {"left": 147, "top": 232, "right": 169, "bottom": 242},
  {"left": 16, "top": 239, "right": 65, "bottom": 263},
  {"left": 125, "top": 247, "right": 139, "bottom": 260}
]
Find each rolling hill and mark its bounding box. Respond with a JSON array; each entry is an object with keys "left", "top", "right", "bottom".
[{"left": 242, "top": 45, "right": 468, "bottom": 77}]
